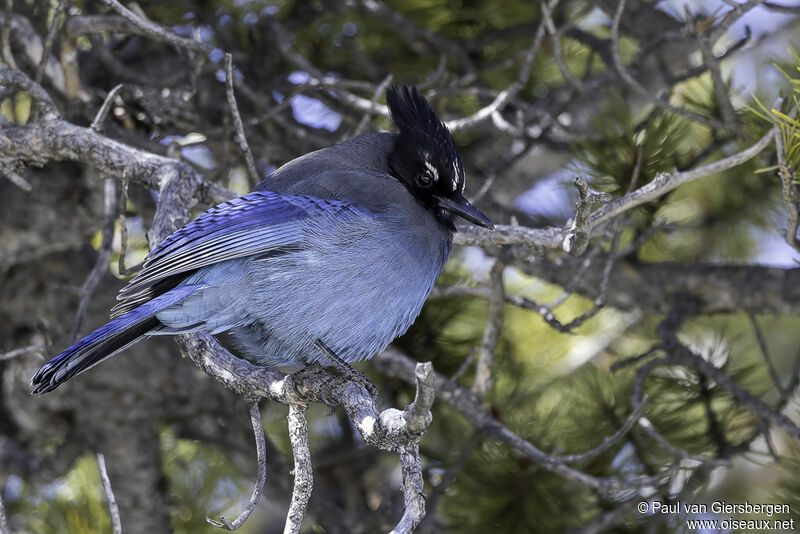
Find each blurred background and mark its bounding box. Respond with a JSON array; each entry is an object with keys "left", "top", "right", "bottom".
[{"left": 2, "top": 0, "right": 800, "bottom": 532}]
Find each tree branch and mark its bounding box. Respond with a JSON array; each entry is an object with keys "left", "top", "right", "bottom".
[
  {"left": 284, "top": 404, "right": 312, "bottom": 534},
  {"left": 207, "top": 402, "right": 267, "bottom": 530},
  {"left": 96, "top": 452, "right": 122, "bottom": 534}
]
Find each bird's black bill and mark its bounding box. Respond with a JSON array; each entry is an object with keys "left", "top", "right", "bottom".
[{"left": 435, "top": 194, "right": 494, "bottom": 229}]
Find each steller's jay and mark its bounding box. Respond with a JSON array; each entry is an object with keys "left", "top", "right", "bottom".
[{"left": 30, "top": 85, "right": 493, "bottom": 394}]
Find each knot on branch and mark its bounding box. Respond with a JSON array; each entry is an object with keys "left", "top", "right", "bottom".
[{"left": 562, "top": 176, "right": 612, "bottom": 255}]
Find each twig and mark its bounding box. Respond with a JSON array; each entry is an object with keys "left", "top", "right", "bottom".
[
  {"left": 469, "top": 172, "right": 495, "bottom": 204},
  {"left": 609, "top": 0, "right": 725, "bottom": 129},
  {"left": 284, "top": 404, "right": 312, "bottom": 534},
  {"left": 34, "top": 0, "right": 69, "bottom": 84},
  {"left": 351, "top": 73, "right": 393, "bottom": 139},
  {"left": 562, "top": 222, "right": 624, "bottom": 330},
  {"left": 472, "top": 260, "right": 505, "bottom": 396},
  {"left": 0, "top": 69, "right": 233, "bottom": 206},
  {"left": 71, "top": 178, "right": 117, "bottom": 341},
  {"left": 545, "top": 238, "right": 606, "bottom": 309},
  {"left": 541, "top": 1, "right": 583, "bottom": 93},
  {"left": 587, "top": 125, "right": 778, "bottom": 231},
  {"left": 354, "top": 0, "right": 474, "bottom": 74},
  {"left": 636, "top": 411, "right": 731, "bottom": 466},
  {"left": 0, "top": 65, "right": 58, "bottom": 119},
  {"left": 456, "top": 126, "right": 777, "bottom": 250},
  {"left": 266, "top": 19, "right": 390, "bottom": 118},
  {"left": 431, "top": 285, "right": 573, "bottom": 333},
  {"left": 96, "top": 452, "right": 122, "bottom": 534},
  {"left": 696, "top": 32, "right": 739, "bottom": 133},
  {"left": 224, "top": 53, "right": 259, "bottom": 187},
  {"left": 549, "top": 395, "right": 649, "bottom": 464},
  {"left": 775, "top": 126, "right": 800, "bottom": 252},
  {"left": 712, "top": 0, "right": 768, "bottom": 41},
  {"left": 446, "top": 0, "right": 558, "bottom": 133},
  {"left": 117, "top": 174, "right": 142, "bottom": 276},
  {"left": 0, "top": 343, "right": 45, "bottom": 360},
  {"left": 0, "top": 484, "right": 6, "bottom": 534},
  {"left": 90, "top": 84, "right": 123, "bottom": 132},
  {"left": 629, "top": 357, "right": 733, "bottom": 466},
  {"left": 747, "top": 313, "right": 784, "bottom": 393},
  {"left": 562, "top": 176, "right": 612, "bottom": 255},
  {"left": 98, "top": 0, "right": 209, "bottom": 55},
  {"left": 449, "top": 346, "right": 477, "bottom": 381},
  {"left": 207, "top": 402, "right": 267, "bottom": 530},
  {"left": 1, "top": 0, "right": 16, "bottom": 70},
  {"left": 376, "top": 348, "right": 673, "bottom": 494},
  {"left": 2, "top": 170, "right": 31, "bottom": 191},
  {"left": 658, "top": 329, "right": 800, "bottom": 441},
  {"left": 764, "top": 1, "right": 800, "bottom": 14}
]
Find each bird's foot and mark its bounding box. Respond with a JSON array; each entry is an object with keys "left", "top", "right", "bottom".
[
  {"left": 314, "top": 340, "right": 378, "bottom": 398},
  {"left": 289, "top": 363, "right": 340, "bottom": 410}
]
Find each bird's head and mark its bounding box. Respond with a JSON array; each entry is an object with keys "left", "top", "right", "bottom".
[{"left": 386, "top": 85, "right": 493, "bottom": 232}]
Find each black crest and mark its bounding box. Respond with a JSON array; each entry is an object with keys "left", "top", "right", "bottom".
[{"left": 386, "top": 85, "right": 465, "bottom": 196}]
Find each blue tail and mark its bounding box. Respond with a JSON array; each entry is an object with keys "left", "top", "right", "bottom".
[{"left": 30, "top": 284, "right": 201, "bottom": 394}]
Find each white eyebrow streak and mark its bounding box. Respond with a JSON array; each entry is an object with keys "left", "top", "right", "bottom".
[
  {"left": 453, "top": 161, "right": 462, "bottom": 192},
  {"left": 424, "top": 160, "right": 439, "bottom": 181}
]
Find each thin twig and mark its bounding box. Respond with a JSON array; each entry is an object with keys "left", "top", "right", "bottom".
[
  {"left": 545, "top": 237, "right": 606, "bottom": 309},
  {"left": 696, "top": 32, "right": 739, "bottom": 133},
  {"left": 71, "top": 178, "right": 117, "bottom": 341},
  {"left": 447, "top": 0, "right": 559, "bottom": 133},
  {"left": 116, "top": 173, "right": 140, "bottom": 276},
  {"left": 0, "top": 485, "right": 7, "bottom": 534},
  {"left": 90, "top": 84, "right": 123, "bottom": 132},
  {"left": 224, "top": 53, "right": 259, "bottom": 187},
  {"left": 431, "top": 285, "right": 572, "bottom": 333},
  {"left": 609, "top": 0, "right": 725, "bottom": 129},
  {"left": 541, "top": 1, "right": 583, "bottom": 93},
  {"left": 549, "top": 395, "right": 649, "bottom": 464},
  {"left": 748, "top": 313, "right": 784, "bottom": 393},
  {"left": 207, "top": 402, "right": 267, "bottom": 530},
  {"left": 351, "top": 73, "right": 393, "bottom": 139},
  {"left": 98, "top": 0, "right": 209, "bottom": 55},
  {"left": 472, "top": 260, "right": 505, "bottom": 396},
  {"left": 657, "top": 330, "right": 800, "bottom": 441},
  {"left": 284, "top": 404, "right": 312, "bottom": 534},
  {"left": 0, "top": 65, "right": 58, "bottom": 119},
  {"left": 2, "top": 0, "right": 16, "bottom": 70},
  {"left": 0, "top": 343, "right": 45, "bottom": 360},
  {"left": 2, "top": 170, "right": 31, "bottom": 191},
  {"left": 563, "top": 222, "right": 624, "bottom": 330},
  {"left": 375, "top": 348, "right": 673, "bottom": 494},
  {"left": 587, "top": 125, "right": 778, "bottom": 231},
  {"left": 34, "top": 0, "right": 69, "bottom": 84},
  {"left": 96, "top": 452, "right": 122, "bottom": 534}
]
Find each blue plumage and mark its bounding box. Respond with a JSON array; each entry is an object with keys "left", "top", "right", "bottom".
[{"left": 31, "top": 85, "right": 492, "bottom": 394}]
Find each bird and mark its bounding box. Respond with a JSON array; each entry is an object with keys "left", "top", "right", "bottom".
[{"left": 30, "top": 84, "right": 493, "bottom": 395}]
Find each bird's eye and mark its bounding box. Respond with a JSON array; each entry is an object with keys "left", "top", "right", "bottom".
[{"left": 416, "top": 172, "right": 434, "bottom": 189}]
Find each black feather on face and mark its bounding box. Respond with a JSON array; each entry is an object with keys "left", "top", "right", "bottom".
[
  {"left": 386, "top": 84, "right": 493, "bottom": 231},
  {"left": 386, "top": 86, "right": 463, "bottom": 208}
]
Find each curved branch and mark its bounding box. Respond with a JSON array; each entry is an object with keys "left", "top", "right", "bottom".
[{"left": 207, "top": 402, "right": 267, "bottom": 530}]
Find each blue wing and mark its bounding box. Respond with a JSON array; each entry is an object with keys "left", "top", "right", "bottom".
[{"left": 111, "top": 190, "right": 362, "bottom": 318}]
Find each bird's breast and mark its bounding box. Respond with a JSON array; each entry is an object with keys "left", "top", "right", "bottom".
[{"left": 241, "top": 206, "right": 451, "bottom": 364}]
